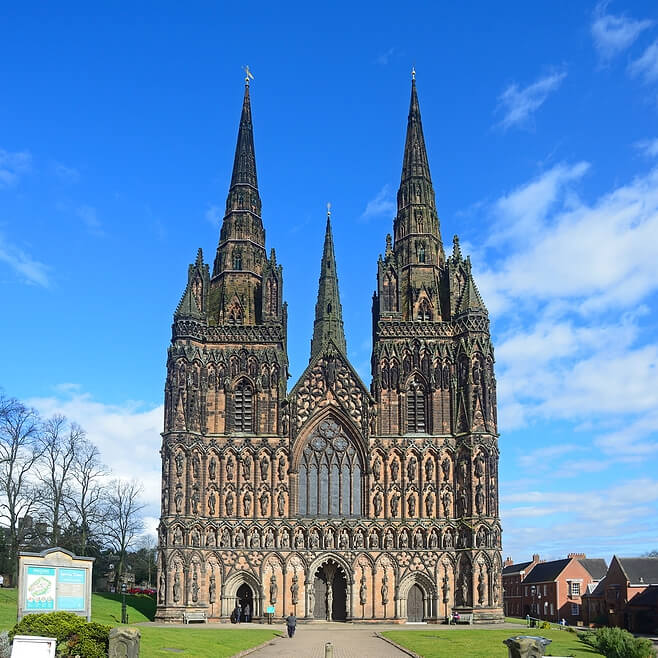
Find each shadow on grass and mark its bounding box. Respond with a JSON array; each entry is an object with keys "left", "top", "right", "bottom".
[{"left": 94, "top": 592, "right": 156, "bottom": 622}]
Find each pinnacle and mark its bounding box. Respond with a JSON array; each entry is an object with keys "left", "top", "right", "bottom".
[{"left": 230, "top": 83, "right": 258, "bottom": 189}]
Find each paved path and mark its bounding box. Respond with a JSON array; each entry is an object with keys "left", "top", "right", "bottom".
[{"left": 247, "top": 624, "right": 409, "bottom": 658}]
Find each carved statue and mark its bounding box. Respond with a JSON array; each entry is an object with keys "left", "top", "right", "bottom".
[
  {"left": 191, "top": 570, "right": 199, "bottom": 603},
  {"left": 359, "top": 574, "right": 367, "bottom": 606},
  {"left": 220, "top": 528, "right": 229, "bottom": 547},
  {"left": 209, "top": 457, "right": 217, "bottom": 480},
  {"left": 290, "top": 573, "right": 299, "bottom": 605},
  {"left": 310, "top": 530, "right": 319, "bottom": 548},
  {"left": 295, "top": 531, "right": 304, "bottom": 549},
  {"left": 425, "top": 458, "right": 434, "bottom": 481},
  {"left": 407, "top": 457, "right": 417, "bottom": 481},
  {"left": 374, "top": 493, "right": 383, "bottom": 517},
  {"left": 191, "top": 487, "right": 200, "bottom": 515},
  {"left": 265, "top": 528, "right": 275, "bottom": 548},
  {"left": 390, "top": 459, "right": 399, "bottom": 481},
  {"left": 325, "top": 528, "right": 334, "bottom": 548},
  {"left": 413, "top": 530, "right": 422, "bottom": 548},
  {"left": 369, "top": 406, "right": 377, "bottom": 435},
  {"left": 443, "top": 529, "right": 453, "bottom": 548},
  {"left": 173, "top": 527, "right": 182, "bottom": 545},
  {"left": 372, "top": 455, "right": 382, "bottom": 481},
  {"left": 400, "top": 530, "right": 409, "bottom": 548},
  {"left": 191, "top": 528, "right": 200, "bottom": 547},
  {"left": 407, "top": 495, "right": 416, "bottom": 516},
  {"left": 174, "top": 490, "right": 183, "bottom": 514},
  {"left": 206, "top": 529, "right": 215, "bottom": 547},
  {"left": 242, "top": 455, "right": 252, "bottom": 480},
  {"left": 175, "top": 452, "right": 183, "bottom": 477},
  {"left": 278, "top": 456, "right": 286, "bottom": 481},
  {"left": 441, "top": 457, "right": 451, "bottom": 481},
  {"left": 478, "top": 568, "right": 485, "bottom": 606},
  {"left": 385, "top": 531, "right": 393, "bottom": 549},
  {"left": 260, "top": 491, "right": 269, "bottom": 516},
  {"left": 475, "top": 484, "right": 485, "bottom": 515},
  {"left": 474, "top": 453, "right": 485, "bottom": 479},
  {"left": 429, "top": 530, "right": 438, "bottom": 548},
  {"left": 339, "top": 529, "right": 348, "bottom": 549},
  {"left": 277, "top": 492, "right": 285, "bottom": 516},
  {"left": 226, "top": 457, "right": 234, "bottom": 480},
  {"left": 158, "top": 571, "right": 165, "bottom": 604},
  {"left": 269, "top": 573, "right": 278, "bottom": 604},
  {"left": 173, "top": 572, "right": 181, "bottom": 603},
  {"left": 209, "top": 573, "right": 216, "bottom": 604},
  {"left": 381, "top": 573, "right": 389, "bottom": 605},
  {"left": 457, "top": 485, "right": 468, "bottom": 516},
  {"left": 281, "top": 405, "right": 289, "bottom": 435},
  {"left": 308, "top": 581, "right": 315, "bottom": 613},
  {"left": 226, "top": 492, "right": 234, "bottom": 516},
  {"left": 235, "top": 529, "right": 245, "bottom": 547},
  {"left": 260, "top": 456, "right": 269, "bottom": 481},
  {"left": 442, "top": 489, "right": 451, "bottom": 517},
  {"left": 459, "top": 571, "right": 471, "bottom": 606},
  {"left": 391, "top": 493, "right": 400, "bottom": 517},
  {"left": 489, "top": 481, "right": 497, "bottom": 514},
  {"left": 369, "top": 532, "right": 379, "bottom": 548},
  {"left": 251, "top": 529, "right": 260, "bottom": 548},
  {"left": 493, "top": 573, "right": 500, "bottom": 605},
  {"left": 280, "top": 529, "right": 290, "bottom": 548},
  {"left": 192, "top": 455, "right": 200, "bottom": 479},
  {"left": 355, "top": 531, "right": 364, "bottom": 548},
  {"left": 426, "top": 493, "right": 434, "bottom": 517},
  {"left": 243, "top": 492, "right": 252, "bottom": 516},
  {"left": 208, "top": 492, "right": 216, "bottom": 516},
  {"left": 326, "top": 583, "right": 333, "bottom": 621},
  {"left": 442, "top": 572, "right": 450, "bottom": 603}
]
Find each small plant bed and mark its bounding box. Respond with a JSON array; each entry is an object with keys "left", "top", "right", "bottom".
[
  {"left": 139, "top": 627, "right": 281, "bottom": 657},
  {"left": 382, "top": 628, "right": 605, "bottom": 657}
]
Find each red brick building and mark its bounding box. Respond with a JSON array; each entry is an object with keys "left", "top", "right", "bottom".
[{"left": 502, "top": 554, "right": 540, "bottom": 617}]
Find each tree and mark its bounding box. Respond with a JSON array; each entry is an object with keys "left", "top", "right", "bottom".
[
  {"left": 0, "top": 392, "right": 44, "bottom": 577},
  {"left": 102, "top": 479, "right": 145, "bottom": 584},
  {"left": 643, "top": 549, "right": 658, "bottom": 557},
  {"left": 37, "top": 415, "right": 86, "bottom": 546},
  {"left": 132, "top": 535, "right": 157, "bottom": 587},
  {"left": 64, "top": 437, "right": 108, "bottom": 556}
]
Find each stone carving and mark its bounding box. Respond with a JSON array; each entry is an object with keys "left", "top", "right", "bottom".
[
  {"left": 277, "top": 456, "right": 286, "bottom": 481},
  {"left": 407, "top": 495, "right": 416, "bottom": 516},
  {"left": 158, "top": 571, "right": 165, "bottom": 604},
  {"left": 109, "top": 627, "right": 140, "bottom": 658},
  {"left": 174, "top": 490, "right": 183, "bottom": 514},
  {"left": 192, "top": 454, "right": 200, "bottom": 479},
  {"left": 209, "top": 457, "right": 217, "bottom": 480},
  {"left": 477, "top": 567, "right": 485, "bottom": 606},
  {"left": 429, "top": 529, "right": 438, "bottom": 548},
  {"left": 441, "top": 457, "right": 451, "bottom": 481},
  {"left": 242, "top": 455, "right": 252, "bottom": 480},
  {"left": 442, "top": 489, "right": 452, "bottom": 517},
  {"left": 391, "top": 492, "right": 400, "bottom": 517},
  {"left": 372, "top": 455, "right": 382, "bottom": 481},
  {"left": 173, "top": 527, "right": 182, "bottom": 545},
  {"left": 326, "top": 582, "right": 333, "bottom": 621},
  {"left": 442, "top": 571, "right": 450, "bottom": 603},
  {"left": 407, "top": 456, "right": 417, "bottom": 481},
  {"left": 425, "top": 493, "right": 434, "bottom": 517},
  {"left": 425, "top": 458, "right": 434, "bottom": 481},
  {"left": 391, "top": 459, "right": 399, "bottom": 481},
  {"left": 381, "top": 573, "right": 389, "bottom": 605},
  {"left": 226, "top": 457, "right": 234, "bottom": 480},
  {"left": 260, "top": 456, "right": 269, "bottom": 480},
  {"left": 225, "top": 492, "right": 234, "bottom": 516},
  {"left": 277, "top": 492, "right": 285, "bottom": 516},
  {"left": 243, "top": 492, "right": 252, "bottom": 516},
  {"left": 308, "top": 580, "right": 315, "bottom": 613},
  {"left": 359, "top": 573, "right": 367, "bottom": 606},
  {"left": 373, "top": 493, "right": 382, "bottom": 517},
  {"left": 206, "top": 528, "right": 216, "bottom": 547},
  {"left": 475, "top": 483, "right": 485, "bottom": 515},
  {"left": 175, "top": 452, "right": 183, "bottom": 477},
  {"left": 191, "top": 486, "right": 200, "bottom": 514},
  {"left": 208, "top": 492, "right": 216, "bottom": 516},
  {"left": 270, "top": 573, "right": 278, "bottom": 604},
  {"left": 280, "top": 528, "right": 290, "bottom": 548},
  {"left": 209, "top": 573, "right": 216, "bottom": 604},
  {"left": 173, "top": 572, "right": 181, "bottom": 603},
  {"left": 260, "top": 491, "right": 269, "bottom": 516},
  {"left": 190, "top": 528, "right": 200, "bottom": 547},
  {"left": 191, "top": 570, "right": 199, "bottom": 603},
  {"left": 290, "top": 572, "right": 299, "bottom": 605}
]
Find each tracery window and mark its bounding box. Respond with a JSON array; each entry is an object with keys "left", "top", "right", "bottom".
[
  {"left": 233, "top": 250, "right": 242, "bottom": 270},
  {"left": 298, "top": 419, "right": 362, "bottom": 517},
  {"left": 406, "top": 377, "right": 427, "bottom": 432},
  {"left": 417, "top": 298, "right": 432, "bottom": 321},
  {"left": 233, "top": 380, "right": 254, "bottom": 432}
]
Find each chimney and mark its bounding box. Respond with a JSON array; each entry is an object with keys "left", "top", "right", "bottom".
[
  {"left": 532, "top": 554, "right": 540, "bottom": 562},
  {"left": 568, "top": 553, "right": 586, "bottom": 559},
  {"left": 504, "top": 557, "right": 514, "bottom": 567}
]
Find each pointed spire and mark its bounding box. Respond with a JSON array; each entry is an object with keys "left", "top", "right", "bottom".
[
  {"left": 457, "top": 267, "right": 487, "bottom": 315},
  {"left": 310, "top": 206, "right": 347, "bottom": 359},
  {"left": 401, "top": 72, "right": 432, "bottom": 185},
  {"left": 230, "top": 82, "right": 258, "bottom": 189},
  {"left": 452, "top": 234, "right": 462, "bottom": 260}
]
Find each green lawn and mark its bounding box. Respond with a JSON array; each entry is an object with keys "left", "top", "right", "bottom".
[
  {"left": 139, "top": 627, "right": 280, "bottom": 657},
  {"left": 383, "top": 629, "right": 604, "bottom": 658}
]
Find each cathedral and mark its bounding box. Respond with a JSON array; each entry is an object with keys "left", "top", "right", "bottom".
[{"left": 156, "top": 73, "right": 503, "bottom": 624}]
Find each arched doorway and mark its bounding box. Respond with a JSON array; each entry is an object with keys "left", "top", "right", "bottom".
[
  {"left": 407, "top": 584, "right": 424, "bottom": 622},
  {"left": 313, "top": 560, "right": 347, "bottom": 621},
  {"left": 237, "top": 583, "right": 253, "bottom": 622}
]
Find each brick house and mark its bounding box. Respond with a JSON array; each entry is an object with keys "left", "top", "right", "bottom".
[
  {"left": 502, "top": 554, "right": 540, "bottom": 617},
  {"left": 602, "top": 556, "right": 658, "bottom": 632},
  {"left": 511, "top": 553, "right": 606, "bottom": 624}
]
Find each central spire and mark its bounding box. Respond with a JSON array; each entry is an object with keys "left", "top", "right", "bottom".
[
  {"left": 400, "top": 74, "right": 432, "bottom": 186},
  {"left": 310, "top": 206, "right": 347, "bottom": 359},
  {"left": 230, "top": 82, "right": 258, "bottom": 189}
]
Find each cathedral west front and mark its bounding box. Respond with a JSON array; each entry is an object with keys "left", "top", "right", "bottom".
[{"left": 156, "top": 73, "right": 504, "bottom": 624}]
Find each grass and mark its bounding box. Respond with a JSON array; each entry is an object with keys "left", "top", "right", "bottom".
[
  {"left": 383, "top": 629, "right": 604, "bottom": 658},
  {"left": 139, "top": 627, "right": 280, "bottom": 657}
]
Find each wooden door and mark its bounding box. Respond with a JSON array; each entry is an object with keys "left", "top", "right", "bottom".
[{"left": 407, "top": 584, "right": 424, "bottom": 622}]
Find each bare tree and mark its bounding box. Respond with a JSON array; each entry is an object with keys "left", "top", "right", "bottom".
[
  {"left": 102, "top": 479, "right": 145, "bottom": 583},
  {"left": 0, "top": 393, "right": 44, "bottom": 575},
  {"left": 37, "top": 415, "right": 86, "bottom": 546},
  {"left": 64, "top": 436, "right": 108, "bottom": 555}
]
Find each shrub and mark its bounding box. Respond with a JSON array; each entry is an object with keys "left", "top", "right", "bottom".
[
  {"left": 539, "top": 621, "right": 551, "bottom": 629},
  {"left": 579, "top": 626, "right": 654, "bottom": 658},
  {"left": 10, "top": 612, "right": 110, "bottom": 658}
]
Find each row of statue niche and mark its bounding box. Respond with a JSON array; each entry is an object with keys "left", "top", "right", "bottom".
[
  {"left": 171, "top": 357, "right": 281, "bottom": 387},
  {"left": 161, "top": 569, "right": 218, "bottom": 606},
  {"left": 169, "top": 522, "right": 498, "bottom": 551},
  {"left": 172, "top": 488, "right": 287, "bottom": 518},
  {"left": 173, "top": 452, "right": 287, "bottom": 483},
  {"left": 372, "top": 455, "right": 454, "bottom": 484}
]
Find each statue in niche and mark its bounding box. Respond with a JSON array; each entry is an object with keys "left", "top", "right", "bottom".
[
  {"left": 277, "top": 492, "right": 285, "bottom": 516},
  {"left": 381, "top": 572, "right": 389, "bottom": 605},
  {"left": 391, "top": 493, "right": 400, "bottom": 517},
  {"left": 175, "top": 452, "right": 183, "bottom": 477},
  {"left": 355, "top": 531, "right": 364, "bottom": 548},
  {"left": 474, "top": 454, "right": 485, "bottom": 479},
  {"left": 390, "top": 459, "right": 399, "bottom": 481},
  {"left": 226, "top": 457, "right": 234, "bottom": 480},
  {"left": 158, "top": 571, "right": 166, "bottom": 604},
  {"left": 173, "top": 572, "right": 181, "bottom": 603},
  {"left": 372, "top": 455, "right": 382, "bottom": 481},
  {"left": 458, "top": 459, "right": 468, "bottom": 485},
  {"left": 308, "top": 581, "right": 315, "bottom": 613},
  {"left": 339, "top": 529, "right": 349, "bottom": 549},
  {"left": 413, "top": 530, "right": 422, "bottom": 548},
  {"left": 425, "top": 459, "right": 434, "bottom": 481},
  {"left": 260, "top": 491, "right": 269, "bottom": 516},
  {"left": 442, "top": 571, "right": 450, "bottom": 604},
  {"left": 191, "top": 487, "right": 200, "bottom": 515},
  {"left": 209, "top": 457, "right": 217, "bottom": 480},
  {"left": 251, "top": 529, "right": 260, "bottom": 548},
  {"left": 441, "top": 457, "right": 451, "bottom": 481},
  {"left": 242, "top": 455, "right": 252, "bottom": 480},
  {"left": 407, "top": 495, "right": 416, "bottom": 517},
  {"left": 191, "top": 528, "right": 200, "bottom": 547},
  {"left": 174, "top": 490, "right": 183, "bottom": 514},
  {"left": 374, "top": 493, "right": 383, "bottom": 517},
  {"left": 280, "top": 529, "right": 290, "bottom": 548},
  {"left": 326, "top": 528, "right": 335, "bottom": 548},
  {"left": 385, "top": 531, "right": 393, "bottom": 549},
  {"left": 457, "top": 486, "right": 468, "bottom": 516},
  {"left": 235, "top": 529, "right": 245, "bottom": 547},
  {"left": 429, "top": 530, "right": 438, "bottom": 548},
  {"left": 220, "top": 528, "right": 229, "bottom": 547},
  {"left": 489, "top": 482, "right": 497, "bottom": 514},
  {"left": 310, "top": 530, "right": 319, "bottom": 548},
  {"left": 225, "top": 492, "right": 234, "bottom": 516},
  {"left": 400, "top": 530, "right": 409, "bottom": 548},
  {"left": 369, "top": 532, "right": 379, "bottom": 548},
  {"left": 209, "top": 573, "right": 216, "bottom": 604},
  {"left": 425, "top": 494, "right": 434, "bottom": 517},
  {"left": 208, "top": 492, "right": 216, "bottom": 516},
  {"left": 281, "top": 406, "right": 289, "bottom": 435},
  {"left": 326, "top": 583, "right": 333, "bottom": 621},
  {"left": 407, "top": 457, "right": 417, "bottom": 481},
  {"left": 475, "top": 484, "right": 485, "bottom": 515},
  {"left": 173, "top": 527, "right": 182, "bottom": 545},
  {"left": 260, "top": 456, "right": 269, "bottom": 481},
  {"left": 161, "top": 487, "right": 168, "bottom": 514},
  {"left": 359, "top": 574, "right": 367, "bottom": 606},
  {"left": 265, "top": 528, "right": 275, "bottom": 548},
  {"left": 243, "top": 492, "right": 252, "bottom": 516},
  {"left": 290, "top": 573, "right": 299, "bottom": 605},
  {"left": 269, "top": 573, "right": 278, "bottom": 604},
  {"left": 492, "top": 572, "right": 500, "bottom": 605},
  {"left": 206, "top": 529, "right": 216, "bottom": 547},
  {"left": 192, "top": 455, "right": 200, "bottom": 479},
  {"left": 191, "top": 570, "right": 199, "bottom": 603},
  {"left": 295, "top": 531, "right": 304, "bottom": 549},
  {"left": 277, "top": 456, "right": 286, "bottom": 481},
  {"left": 477, "top": 568, "right": 485, "bottom": 606},
  {"left": 442, "top": 489, "right": 452, "bottom": 517},
  {"left": 459, "top": 573, "right": 470, "bottom": 607},
  {"left": 443, "top": 530, "right": 453, "bottom": 548}
]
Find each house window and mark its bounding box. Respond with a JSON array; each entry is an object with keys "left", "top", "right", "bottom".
[
  {"left": 570, "top": 582, "right": 580, "bottom": 596},
  {"left": 543, "top": 585, "right": 547, "bottom": 596},
  {"left": 571, "top": 603, "right": 580, "bottom": 617},
  {"left": 406, "top": 378, "right": 426, "bottom": 432},
  {"left": 233, "top": 380, "right": 253, "bottom": 432},
  {"left": 525, "top": 586, "right": 528, "bottom": 597}
]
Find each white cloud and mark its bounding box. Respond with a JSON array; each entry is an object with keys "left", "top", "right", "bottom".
[
  {"left": 0, "top": 232, "right": 51, "bottom": 287},
  {"left": 28, "top": 389, "right": 163, "bottom": 513},
  {"left": 205, "top": 203, "right": 221, "bottom": 227},
  {"left": 495, "top": 71, "right": 567, "bottom": 131},
  {"left": 76, "top": 205, "right": 104, "bottom": 235},
  {"left": 636, "top": 138, "right": 658, "bottom": 157},
  {"left": 629, "top": 39, "right": 658, "bottom": 83},
  {"left": 360, "top": 184, "right": 395, "bottom": 220},
  {"left": 54, "top": 163, "right": 80, "bottom": 183},
  {"left": 591, "top": 2, "right": 654, "bottom": 61},
  {"left": 376, "top": 48, "right": 396, "bottom": 66},
  {"left": 0, "top": 149, "right": 31, "bottom": 187}
]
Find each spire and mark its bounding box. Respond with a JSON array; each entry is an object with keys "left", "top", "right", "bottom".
[
  {"left": 310, "top": 206, "right": 347, "bottom": 359},
  {"left": 230, "top": 82, "right": 258, "bottom": 189},
  {"left": 457, "top": 262, "right": 487, "bottom": 315},
  {"left": 401, "top": 72, "right": 432, "bottom": 187}
]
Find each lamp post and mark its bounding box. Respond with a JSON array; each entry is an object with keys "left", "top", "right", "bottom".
[
  {"left": 121, "top": 582, "right": 128, "bottom": 624},
  {"left": 530, "top": 585, "right": 536, "bottom": 621}
]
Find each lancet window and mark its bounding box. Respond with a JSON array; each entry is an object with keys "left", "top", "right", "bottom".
[
  {"left": 233, "top": 380, "right": 254, "bottom": 432},
  {"left": 298, "top": 418, "right": 362, "bottom": 517},
  {"left": 406, "top": 377, "right": 427, "bottom": 432}
]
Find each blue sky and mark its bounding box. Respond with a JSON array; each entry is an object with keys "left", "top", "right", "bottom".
[{"left": 2, "top": 1, "right": 658, "bottom": 561}]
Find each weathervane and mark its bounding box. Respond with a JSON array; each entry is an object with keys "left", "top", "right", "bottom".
[
  {"left": 243, "top": 65, "right": 254, "bottom": 85},
  {"left": 327, "top": 202, "right": 331, "bottom": 217},
  {"left": 411, "top": 65, "right": 416, "bottom": 81}
]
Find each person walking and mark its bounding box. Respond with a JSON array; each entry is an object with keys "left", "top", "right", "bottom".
[
  {"left": 286, "top": 611, "right": 297, "bottom": 638},
  {"left": 244, "top": 602, "right": 251, "bottom": 623}
]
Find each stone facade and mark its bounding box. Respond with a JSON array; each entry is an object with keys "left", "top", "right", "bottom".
[{"left": 155, "top": 75, "right": 504, "bottom": 624}]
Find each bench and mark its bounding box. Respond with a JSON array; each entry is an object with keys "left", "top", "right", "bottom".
[
  {"left": 183, "top": 611, "right": 207, "bottom": 624},
  {"left": 453, "top": 613, "right": 473, "bottom": 625}
]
